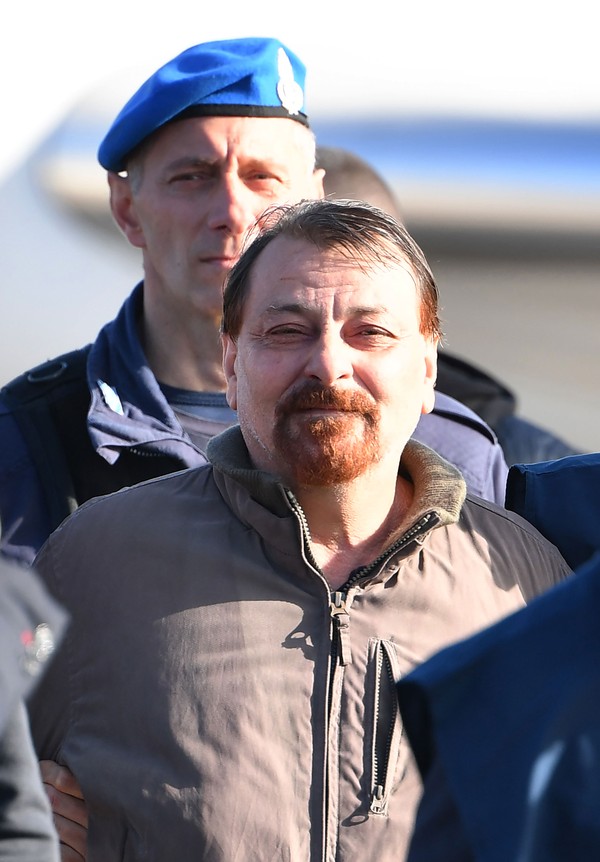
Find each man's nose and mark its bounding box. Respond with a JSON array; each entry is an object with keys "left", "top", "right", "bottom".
[
  {"left": 206, "top": 175, "right": 262, "bottom": 236},
  {"left": 303, "top": 332, "right": 353, "bottom": 386}
]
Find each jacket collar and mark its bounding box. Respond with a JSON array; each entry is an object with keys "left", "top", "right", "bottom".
[
  {"left": 207, "top": 425, "right": 466, "bottom": 531},
  {"left": 85, "top": 283, "right": 202, "bottom": 465}
]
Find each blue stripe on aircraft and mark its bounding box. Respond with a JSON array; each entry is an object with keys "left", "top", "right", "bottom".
[{"left": 313, "top": 116, "right": 600, "bottom": 192}]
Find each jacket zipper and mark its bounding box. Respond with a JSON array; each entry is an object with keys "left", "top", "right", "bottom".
[
  {"left": 369, "top": 640, "right": 402, "bottom": 815},
  {"left": 330, "top": 591, "right": 352, "bottom": 665},
  {"left": 128, "top": 447, "right": 169, "bottom": 458},
  {"left": 327, "top": 511, "right": 440, "bottom": 669},
  {"left": 284, "top": 492, "right": 440, "bottom": 854}
]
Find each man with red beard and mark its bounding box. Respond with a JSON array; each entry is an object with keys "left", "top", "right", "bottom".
[{"left": 28, "top": 200, "right": 570, "bottom": 861}]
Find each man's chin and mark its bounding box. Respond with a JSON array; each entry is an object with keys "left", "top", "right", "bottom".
[
  {"left": 280, "top": 435, "right": 377, "bottom": 486},
  {"left": 289, "top": 454, "right": 371, "bottom": 486},
  {"left": 274, "top": 410, "right": 380, "bottom": 483}
]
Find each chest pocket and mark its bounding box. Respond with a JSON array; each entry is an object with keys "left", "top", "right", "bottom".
[{"left": 367, "top": 638, "right": 410, "bottom": 816}]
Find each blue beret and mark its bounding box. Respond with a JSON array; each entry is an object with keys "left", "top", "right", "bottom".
[{"left": 98, "top": 37, "right": 309, "bottom": 172}]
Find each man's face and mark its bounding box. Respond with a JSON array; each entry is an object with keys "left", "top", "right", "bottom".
[
  {"left": 223, "top": 237, "right": 438, "bottom": 487},
  {"left": 110, "top": 115, "right": 323, "bottom": 323}
]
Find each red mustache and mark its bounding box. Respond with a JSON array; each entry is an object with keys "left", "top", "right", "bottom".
[{"left": 276, "top": 382, "right": 376, "bottom": 418}]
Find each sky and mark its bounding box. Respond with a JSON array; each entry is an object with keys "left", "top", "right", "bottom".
[{"left": 2, "top": 0, "right": 598, "bottom": 181}]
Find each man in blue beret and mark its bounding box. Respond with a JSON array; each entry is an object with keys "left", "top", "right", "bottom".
[
  {"left": 0, "top": 36, "right": 324, "bottom": 573},
  {"left": 0, "top": 34, "right": 506, "bottom": 857}
]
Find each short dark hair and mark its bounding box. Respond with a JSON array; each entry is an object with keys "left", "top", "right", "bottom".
[
  {"left": 222, "top": 198, "right": 442, "bottom": 340},
  {"left": 316, "top": 145, "right": 403, "bottom": 221}
]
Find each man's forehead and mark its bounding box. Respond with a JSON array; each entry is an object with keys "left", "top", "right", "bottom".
[
  {"left": 148, "top": 115, "right": 311, "bottom": 162},
  {"left": 254, "top": 236, "right": 417, "bottom": 281},
  {"left": 248, "top": 237, "right": 419, "bottom": 309}
]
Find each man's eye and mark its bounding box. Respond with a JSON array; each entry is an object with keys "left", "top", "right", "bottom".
[
  {"left": 267, "top": 325, "right": 306, "bottom": 336},
  {"left": 170, "top": 171, "right": 210, "bottom": 183},
  {"left": 350, "top": 327, "right": 398, "bottom": 347},
  {"left": 356, "top": 327, "right": 391, "bottom": 338},
  {"left": 248, "top": 171, "right": 282, "bottom": 186}
]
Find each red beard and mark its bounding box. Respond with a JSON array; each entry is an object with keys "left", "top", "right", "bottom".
[{"left": 273, "top": 382, "right": 381, "bottom": 486}]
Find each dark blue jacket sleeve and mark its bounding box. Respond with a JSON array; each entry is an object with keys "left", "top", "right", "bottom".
[{"left": 0, "top": 401, "right": 54, "bottom": 566}]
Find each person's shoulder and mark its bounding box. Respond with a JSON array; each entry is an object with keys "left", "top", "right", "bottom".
[
  {"left": 0, "top": 557, "right": 68, "bottom": 719},
  {"left": 0, "top": 346, "right": 91, "bottom": 415},
  {"left": 430, "top": 391, "right": 497, "bottom": 441},
  {"left": 405, "top": 552, "right": 600, "bottom": 699},
  {"left": 415, "top": 392, "right": 508, "bottom": 504},
  {"left": 0, "top": 348, "right": 90, "bottom": 477},
  {"left": 462, "top": 492, "right": 560, "bottom": 547},
  {"left": 495, "top": 413, "right": 580, "bottom": 465},
  {"left": 50, "top": 460, "right": 215, "bottom": 534},
  {"left": 507, "top": 452, "right": 600, "bottom": 515},
  {"left": 460, "top": 493, "right": 572, "bottom": 589},
  {"left": 506, "top": 453, "right": 600, "bottom": 571},
  {"left": 34, "top": 463, "right": 218, "bottom": 597},
  {"left": 435, "top": 350, "right": 515, "bottom": 428}
]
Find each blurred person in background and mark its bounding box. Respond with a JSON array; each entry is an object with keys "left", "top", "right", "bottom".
[
  {"left": 317, "top": 145, "right": 581, "bottom": 468},
  {"left": 0, "top": 552, "right": 68, "bottom": 861}
]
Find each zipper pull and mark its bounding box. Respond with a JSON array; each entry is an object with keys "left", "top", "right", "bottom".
[
  {"left": 370, "top": 783, "right": 388, "bottom": 815},
  {"left": 330, "top": 591, "right": 352, "bottom": 666}
]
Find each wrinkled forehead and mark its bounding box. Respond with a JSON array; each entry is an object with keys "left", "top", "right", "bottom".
[
  {"left": 139, "top": 114, "right": 316, "bottom": 166},
  {"left": 247, "top": 236, "right": 420, "bottom": 311},
  {"left": 254, "top": 234, "right": 418, "bottom": 282}
]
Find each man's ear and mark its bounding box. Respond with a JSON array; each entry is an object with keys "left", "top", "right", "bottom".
[
  {"left": 221, "top": 333, "right": 238, "bottom": 411},
  {"left": 107, "top": 173, "right": 146, "bottom": 249},
  {"left": 421, "top": 338, "right": 438, "bottom": 415},
  {"left": 312, "top": 167, "right": 326, "bottom": 200}
]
